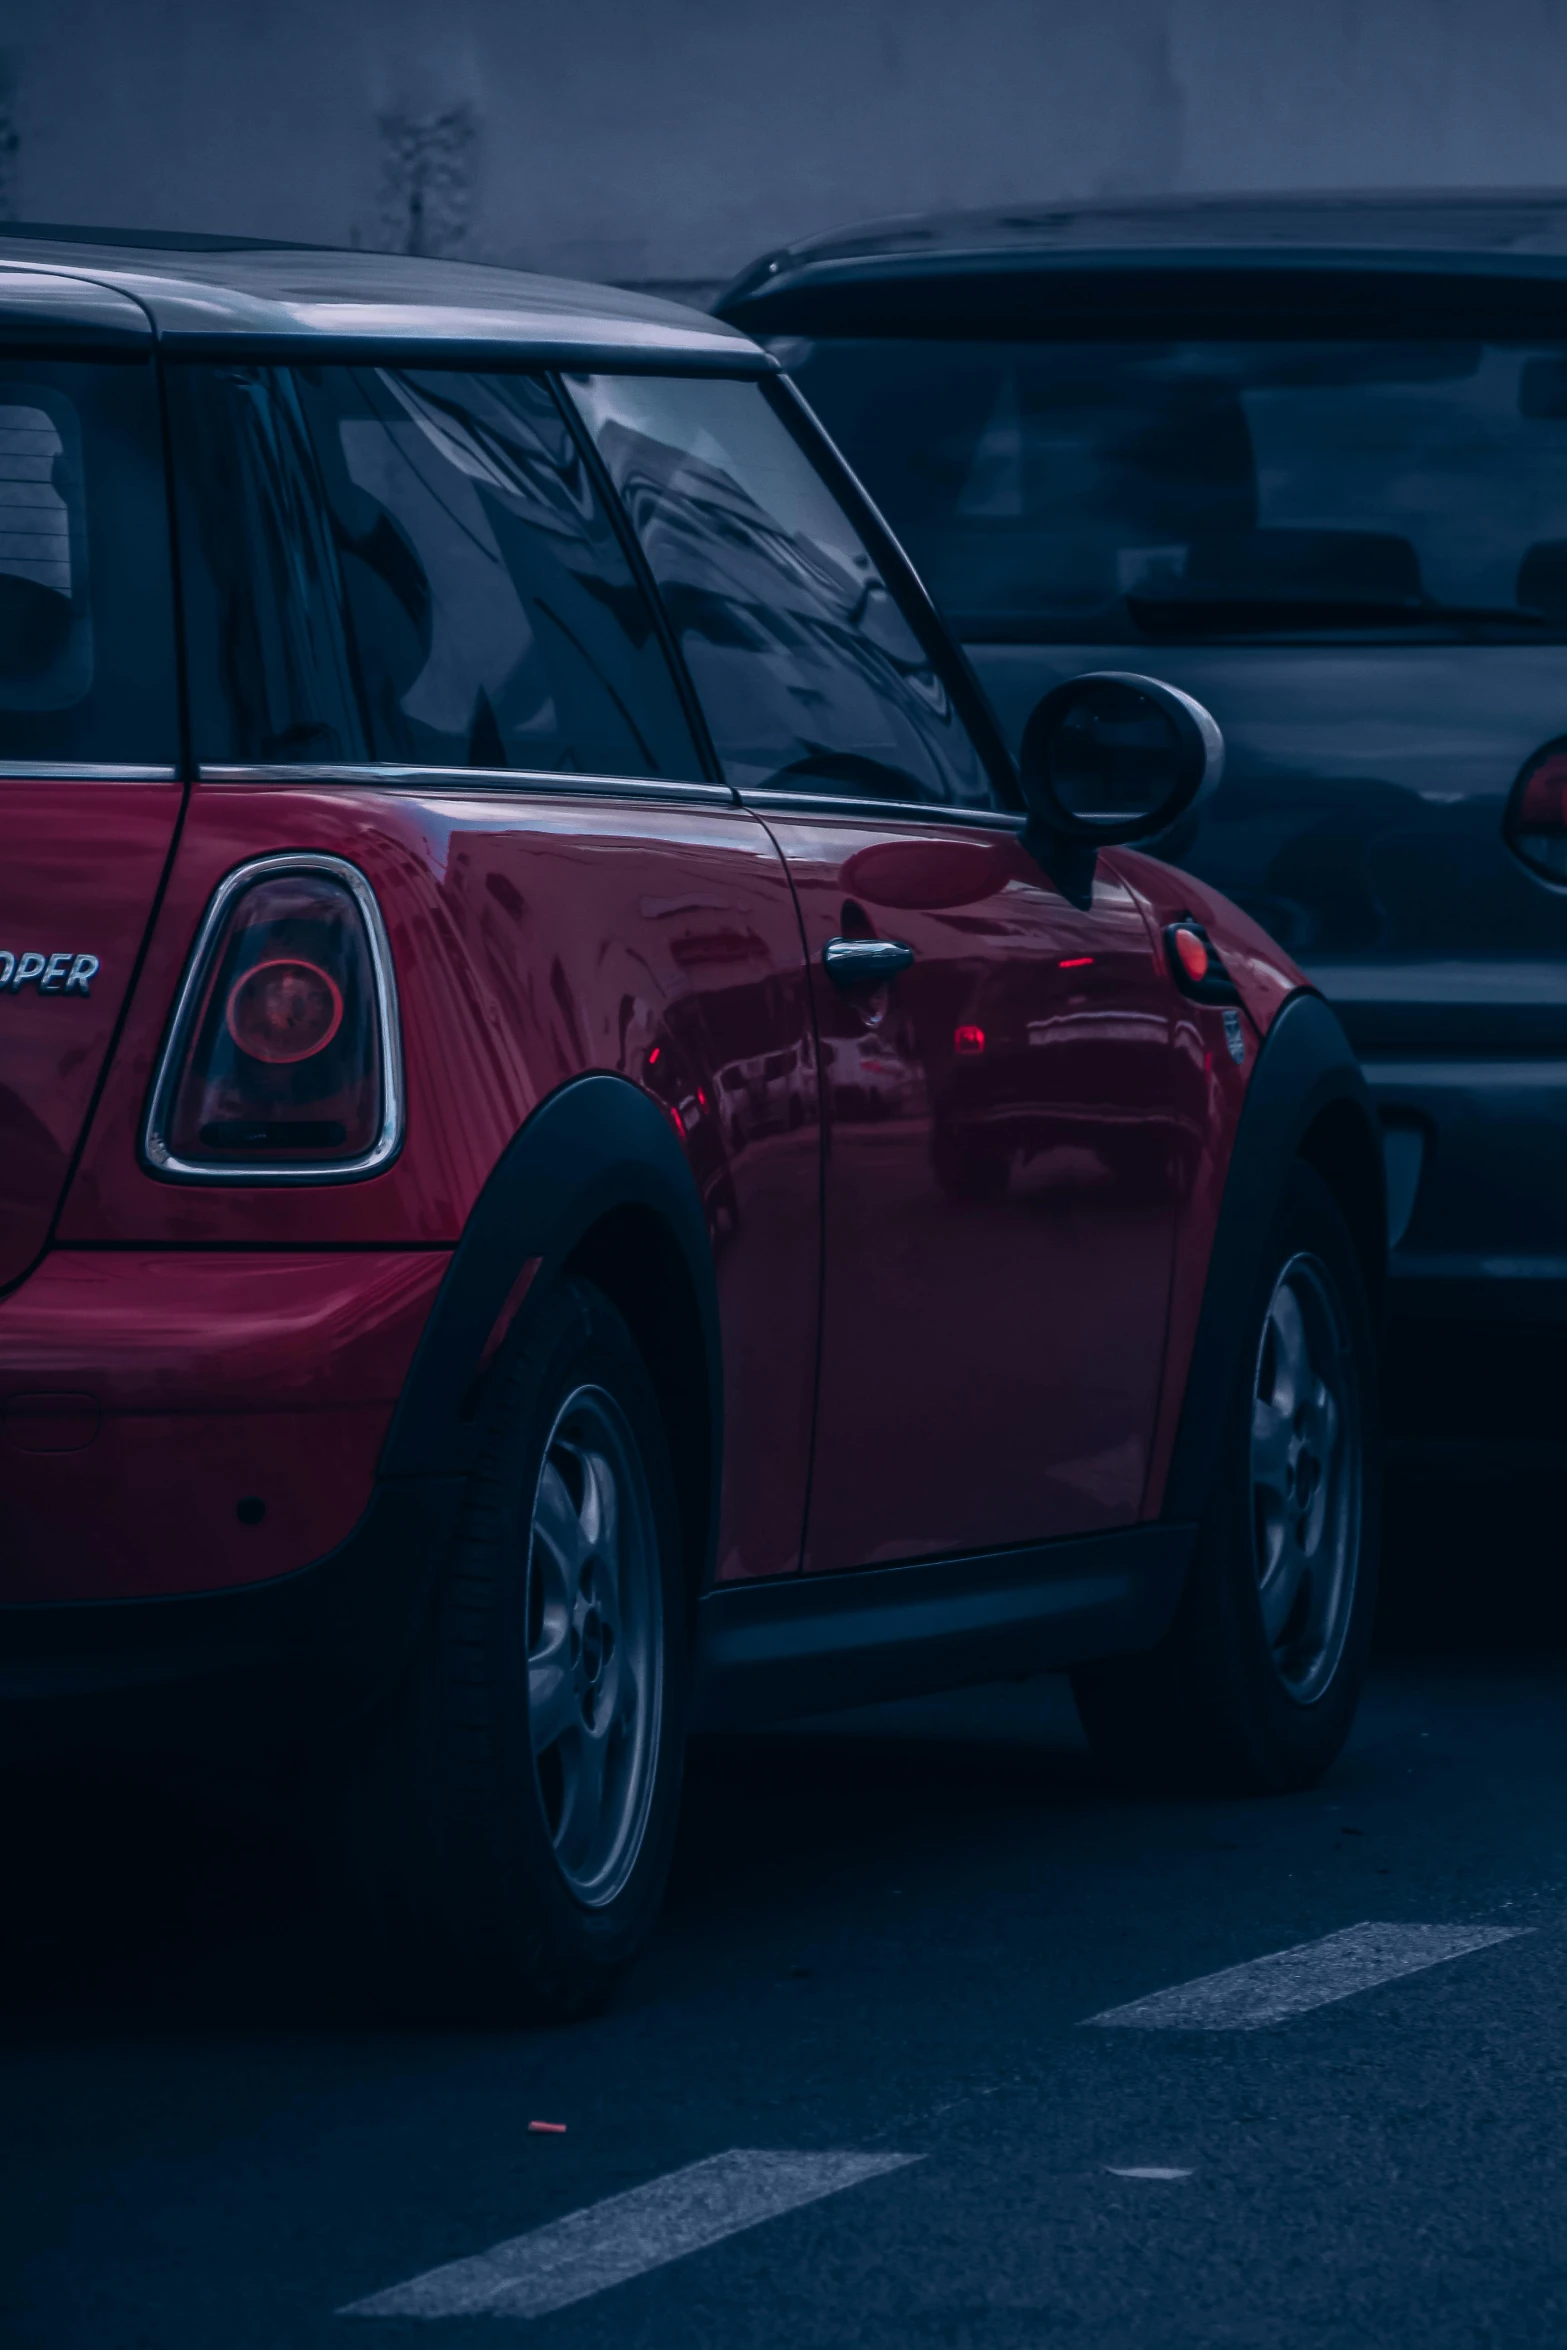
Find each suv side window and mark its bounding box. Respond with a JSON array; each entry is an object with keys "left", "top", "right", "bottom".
[
  {"left": 174, "top": 363, "right": 704, "bottom": 780},
  {"left": 0, "top": 355, "right": 176, "bottom": 768},
  {"left": 564, "top": 371, "right": 1001, "bottom": 809}
]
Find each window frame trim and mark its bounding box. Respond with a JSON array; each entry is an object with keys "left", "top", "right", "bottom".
[{"left": 195, "top": 761, "right": 738, "bottom": 803}]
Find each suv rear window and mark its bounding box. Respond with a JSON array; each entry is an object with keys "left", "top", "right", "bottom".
[
  {"left": 0, "top": 356, "right": 176, "bottom": 765},
  {"left": 784, "top": 335, "right": 1567, "bottom": 645}
]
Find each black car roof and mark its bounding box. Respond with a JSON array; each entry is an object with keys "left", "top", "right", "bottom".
[
  {"left": 728, "top": 190, "right": 1567, "bottom": 284},
  {"left": 717, "top": 190, "right": 1567, "bottom": 334},
  {"left": 0, "top": 228, "right": 766, "bottom": 371}
]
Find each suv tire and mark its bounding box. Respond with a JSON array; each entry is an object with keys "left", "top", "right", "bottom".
[
  {"left": 1072, "top": 1160, "right": 1379, "bottom": 1795},
  {"left": 344, "top": 1277, "right": 687, "bottom": 2020}
]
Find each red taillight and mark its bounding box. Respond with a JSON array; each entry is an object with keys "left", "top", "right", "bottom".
[
  {"left": 226, "top": 958, "right": 344, "bottom": 1065},
  {"left": 145, "top": 858, "right": 400, "bottom": 1180},
  {"left": 1506, "top": 743, "right": 1567, "bottom": 882},
  {"left": 954, "top": 1023, "right": 986, "bottom": 1055}
]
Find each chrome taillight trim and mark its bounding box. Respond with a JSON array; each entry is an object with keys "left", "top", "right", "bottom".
[{"left": 142, "top": 851, "right": 404, "bottom": 1185}]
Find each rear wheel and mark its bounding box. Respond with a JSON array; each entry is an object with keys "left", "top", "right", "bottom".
[
  {"left": 343, "top": 1277, "right": 687, "bottom": 2020},
  {"left": 1072, "top": 1161, "right": 1379, "bottom": 1794}
]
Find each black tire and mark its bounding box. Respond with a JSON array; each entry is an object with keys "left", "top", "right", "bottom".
[
  {"left": 1072, "top": 1160, "right": 1380, "bottom": 1795},
  {"left": 342, "top": 1277, "right": 688, "bottom": 2021}
]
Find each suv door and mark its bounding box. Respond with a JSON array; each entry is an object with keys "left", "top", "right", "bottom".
[
  {"left": 0, "top": 278, "right": 182, "bottom": 1288},
  {"left": 570, "top": 370, "right": 1180, "bottom": 1573}
]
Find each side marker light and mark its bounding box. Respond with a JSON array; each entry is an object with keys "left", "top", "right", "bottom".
[
  {"left": 1164, "top": 921, "right": 1241, "bottom": 1006},
  {"left": 1171, "top": 928, "right": 1210, "bottom": 986}
]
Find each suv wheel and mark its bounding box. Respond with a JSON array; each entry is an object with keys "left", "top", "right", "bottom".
[
  {"left": 344, "top": 1277, "right": 687, "bottom": 2020},
  {"left": 1072, "top": 1161, "right": 1379, "bottom": 1794}
]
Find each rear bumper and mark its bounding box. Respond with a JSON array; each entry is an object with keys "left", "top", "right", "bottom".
[
  {"left": 1370, "top": 1055, "right": 1567, "bottom": 1310},
  {"left": 1367, "top": 1056, "right": 1567, "bottom": 1457},
  {"left": 0, "top": 1471, "right": 465, "bottom": 1753},
  {"left": 0, "top": 1249, "right": 448, "bottom": 1605}
]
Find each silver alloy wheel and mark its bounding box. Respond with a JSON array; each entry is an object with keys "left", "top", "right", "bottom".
[
  {"left": 524, "top": 1385, "right": 663, "bottom": 1906},
  {"left": 1248, "top": 1251, "right": 1362, "bottom": 1704}
]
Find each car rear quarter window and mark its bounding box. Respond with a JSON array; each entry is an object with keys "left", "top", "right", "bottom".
[
  {"left": 565, "top": 370, "right": 1000, "bottom": 809},
  {"left": 0, "top": 356, "right": 175, "bottom": 766},
  {"left": 782, "top": 334, "right": 1567, "bottom": 647},
  {"left": 173, "top": 363, "right": 703, "bottom": 779}
]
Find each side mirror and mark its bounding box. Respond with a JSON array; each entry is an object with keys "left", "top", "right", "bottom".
[{"left": 1018, "top": 671, "right": 1224, "bottom": 907}]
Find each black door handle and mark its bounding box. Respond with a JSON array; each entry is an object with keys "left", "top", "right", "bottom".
[{"left": 822, "top": 936, "right": 915, "bottom": 989}]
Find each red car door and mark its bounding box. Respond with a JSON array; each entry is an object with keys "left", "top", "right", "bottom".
[
  {"left": 569, "top": 369, "right": 1180, "bottom": 1573},
  {"left": 775, "top": 818, "right": 1175, "bottom": 1570}
]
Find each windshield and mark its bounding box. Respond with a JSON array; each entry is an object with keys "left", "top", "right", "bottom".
[{"left": 778, "top": 335, "right": 1567, "bottom": 645}]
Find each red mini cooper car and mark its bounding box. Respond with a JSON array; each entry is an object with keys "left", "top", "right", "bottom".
[{"left": 0, "top": 231, "right": 1383, "bottom": 2016}]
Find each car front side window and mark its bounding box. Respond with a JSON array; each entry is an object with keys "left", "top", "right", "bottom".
[{"left": 564, "top": 370, "right": 1001, "bottom": 810}]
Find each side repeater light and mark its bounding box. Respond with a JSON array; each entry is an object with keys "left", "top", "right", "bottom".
[
  {"left": 1164, "top": 920, "right": 1241, "bottom": 1006},
  {"left": 144, "top": 854, "right": 402, "bottom": 1182}
]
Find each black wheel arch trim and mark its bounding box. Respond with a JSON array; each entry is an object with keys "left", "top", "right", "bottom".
[
  {"left": 380, "top": 1071, "right": 723, "bottom": 1571},
  {"left": 1160, "top": 987, "right": 1385, "bottom": 1528}
]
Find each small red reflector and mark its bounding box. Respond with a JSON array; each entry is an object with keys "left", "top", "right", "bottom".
[
  {"left": 667, "top": 1103, "right": 686, "bottom": 1138},
  {"left": 954, "top": 1024, "right": 986, "bottom": 1055},
  {"left": 1058, "top": 955, "right": 1094, "bottom": 970},
  {"left": 1172, "top": 928, "right": 1210, "bottom": 985},
  {"left": 1517, "top": 752, "right": 1567, "bottom": 832},
  {"left": 646, "top": 1044, "right": 661, "bottom": 1067},
  {"left": 226, "top": 958, "right": 343, "bottom": 1065}
]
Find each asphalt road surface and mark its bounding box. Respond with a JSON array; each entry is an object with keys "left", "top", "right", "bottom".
[{"left": 6, "top": 1476, "right": 1567, "bottom": 2350}]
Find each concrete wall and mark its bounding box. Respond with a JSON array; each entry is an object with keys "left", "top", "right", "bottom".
[{"left": 5, "top": 0, "right": 1567, "bottom": 292}]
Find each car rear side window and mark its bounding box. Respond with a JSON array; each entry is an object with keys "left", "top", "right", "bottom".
[
  {"left": 783, "top": 334, "right": 1567, "bottom": 647},
  {"left": 174, "top": 363, "right": 704, "bottom": 779},
  {"left": 565, "top": 370, "right": 999, "bottom": 808},
  {"left": 0, "top": 356, "right": 175, "bottom": 767}
]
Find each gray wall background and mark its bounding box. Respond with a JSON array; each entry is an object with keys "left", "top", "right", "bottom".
[{"left": 5, "top": 0, "right": 1567, "bottom": 291}]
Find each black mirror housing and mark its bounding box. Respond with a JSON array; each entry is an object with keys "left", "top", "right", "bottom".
[{"left": 1019, "top": 672, "right": 1224, "bottom": 905}]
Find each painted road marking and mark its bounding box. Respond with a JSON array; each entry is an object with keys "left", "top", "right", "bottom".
[
  {"left": 1086, "top": 1920, "right": 1526, "bottom": 2031},
  {"left": 340, "top": 2147, "right": 919, "bottom": 2322},
  {"left": 1107, "top": 2166, "right": 1192, "bottom": 2179}
]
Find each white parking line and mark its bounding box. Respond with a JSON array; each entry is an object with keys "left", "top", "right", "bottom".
[
  {"left": 339, "top": 2147, "right": 919, "bottom": 2322},
  {"left": 1086, "top": 1920, "right": 1526, "bottom": 2031}
]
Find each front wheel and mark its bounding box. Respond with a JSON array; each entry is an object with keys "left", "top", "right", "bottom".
[
  {"left": 342, "top": 1277, "right": 687, "bottom": 2020},
  {"left": 1072, "top": 1161, "right": 1379, "bottom": 1794}
]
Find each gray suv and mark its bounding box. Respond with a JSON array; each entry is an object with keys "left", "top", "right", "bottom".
[{"left": 720, "top": 193, "right": 1567, "bottom": 1468}]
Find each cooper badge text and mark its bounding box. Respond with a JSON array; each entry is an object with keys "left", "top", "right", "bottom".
[{"left": 0, "top": 952, "right": 101, "bottom": 995}]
